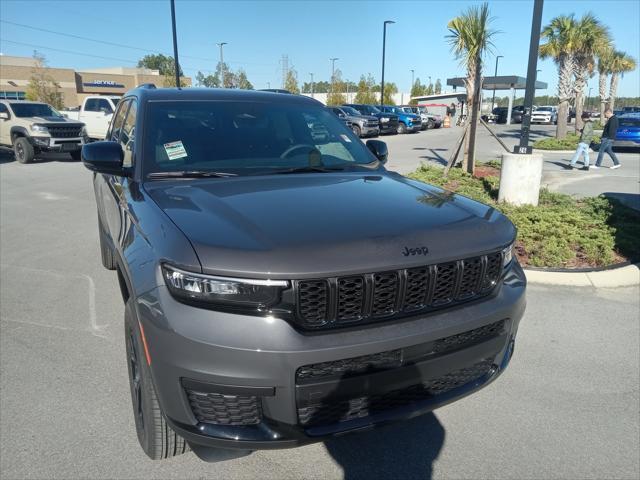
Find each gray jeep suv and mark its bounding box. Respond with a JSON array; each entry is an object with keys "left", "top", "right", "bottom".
[{"left": 83, "top": 87, "right": 526, "bottom": 460}]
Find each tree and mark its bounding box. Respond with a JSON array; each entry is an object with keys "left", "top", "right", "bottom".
[
  {"left": 354, "top": 74, "right": 377, "bottom": 104},
  {"left": 410, "top": 78, "right": 426, "bottom": 104},
  {"left": 137, "top": 54, "right": 183, "bottom": 77},
  {"left": 196, "top": 70, "right": 220, "bottom": 88},
  {"left": 597, "top": 47, "right": 614, "bottom": 121},
  {"left": 539, "top": 15, "right": 579, "bottom": 139},
  {"left": 434, "top": 78, "right": 442, "bottom": 94},
  {"left": 382, "top": 82, "right": 398, "bottom": 105},
  {"left": 284, "top": 68, "right": 300, "bottom": 94},
  {"left": 425, "top": 82, "right": 434, "bottom": 95},
  {"left": 25, "top": 51, "right": 64, "bottom": 109},
  {"left": 571, "top": 13, "right": 610, "bottom": 132},
  {"left": 326, "top": 69, "right": 346, "bottom": 105},
  {"left": 236, "top": 69, "right": 253, "bottom": 90},
  {"left": 447, "top": 2, "right": 498, "bottom": 174},
  {"left": 302, "top": 80, "right": 331, "bottom": 93},
  {"left": 608, "top": 50, "right": 636, "bottom": 112}
]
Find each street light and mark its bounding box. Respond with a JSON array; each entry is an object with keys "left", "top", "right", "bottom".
[
  {"left": 217, "top": 42, "right": 227, "bottom": 87},
  {"left": 170, "top": 0, "right": 181, "bottom": 88},
  {"left": 309, "top": 73, "right": 314, "bottom": 98},
  {"left": 410, "top": 69, "right": 415, "bottom": 92},
  {"left": 330, "top": 57, "right": 339, "bottom": 94},
  {"left": 380, "top": 20, "right": 395, "bottom": 107},
  {"left": 491, "top": 55, "right": 503, "bottom": 109}
]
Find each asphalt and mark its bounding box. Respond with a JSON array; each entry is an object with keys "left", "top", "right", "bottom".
[
  {"left": 383, "top": 123, "right": 640, "bottom": 210},
  {"left": 0, "top": 145, "right": 639, "bottom": 480}
]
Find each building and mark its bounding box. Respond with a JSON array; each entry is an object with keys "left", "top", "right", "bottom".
[{"left": 0, "top": 55, "right": 192, "bottom": 107}]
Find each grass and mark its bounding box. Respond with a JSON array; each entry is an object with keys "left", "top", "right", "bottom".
[
  {"left": 408, "top": 164, "right": 640, "bottom": 268},
  {"left": 533, "top": 132, "right": 601, "bottom": 151}
]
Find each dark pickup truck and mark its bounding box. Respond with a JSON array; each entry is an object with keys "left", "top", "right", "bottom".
[
  {"left": 343, "top": 103, "right": 399, "bottom": 134},
  {"left": 83, "top": 87, "right": 526, "bottom": 460}
]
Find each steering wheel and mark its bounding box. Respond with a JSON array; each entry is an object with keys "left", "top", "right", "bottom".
[{"left": 280, "top": 144, "right": 317, "bottom": 159}]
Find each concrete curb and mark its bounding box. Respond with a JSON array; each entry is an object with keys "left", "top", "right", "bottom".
[
  {"left": 532, "top": 148, "right": 596, "bottom": 154},
  {"left": 524, "top": 264, "right": 640, "bottom": 287}
]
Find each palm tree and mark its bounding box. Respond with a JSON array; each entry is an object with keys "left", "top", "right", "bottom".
[
  {"left": 571, "top": 13, "right": 610, "bottom": 132},
  {"left": 539, "top": 15, "right": 579, "bottom": 139},
  {"left": 608, "top": 51, "right": 637, "bottom": 111},
  {"left": 446, "top": 2, "right": 498, "bottom": 174},
  {"left": 597, "top": 47, "right": 614, "bottom": 122}
]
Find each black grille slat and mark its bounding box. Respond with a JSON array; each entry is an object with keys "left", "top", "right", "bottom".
[
  {"left": 403, "top": 267, "right": 429, "bottom": 310},
  {"left": 295, "top": 251, "right": 504, "bottom": 329},
  {"left": 186, "top": 390, "right": 262, "bottom": 426},
  {"left": 297, "top": 280, "right": 329, "bottom": 325},
  {"left": 431, "top": 263, "right": 457, "bottom": 305},
  {"left": 371, "top": 272, "right": 399, "bottom": 316},
  {"left": 482, "top": 252, "right": 502, "bottom": 291},
  {"left": 296, "top": 349, "right": 402, "bottom": 382},
  {"left": 337, "top": 276, "right": 365, "bottom": 321},
  {"left": 457, "top": 257, "right": 483, "bottom": 299},
  {"left": 298, "top": 358, "right": 494, "bottom": 427},
  {"left": 432, "top": 320, "right": 505, "bottom": 354}
]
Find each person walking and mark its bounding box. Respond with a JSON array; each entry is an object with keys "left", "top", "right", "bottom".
[
  {"left": 592, "top": 108, "right": 621, "bottom": 170},
  {"left": 570, "top": 112, "right": 595, "bottom": 170}
]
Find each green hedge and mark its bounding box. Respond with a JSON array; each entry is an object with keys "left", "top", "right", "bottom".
[
  {"left": 533, "top": 132, "right": 601, "bottom": 150},
  {"left": 408, "top": 164, "right": 639, "bottom": 267}
]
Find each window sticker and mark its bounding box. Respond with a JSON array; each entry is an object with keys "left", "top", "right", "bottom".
[
  {"left": 163, "top": 141, "right": 188, "bottom": 160},
  {"left": 340, "top": 134, "right": 352, "bottom": 143}
]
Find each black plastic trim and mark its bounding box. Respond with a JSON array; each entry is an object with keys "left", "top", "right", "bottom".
[{"left": 181, "top": 378, "right": 275, "bottom": 397}]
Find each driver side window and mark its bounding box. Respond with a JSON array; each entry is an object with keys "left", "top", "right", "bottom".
[{"left": 107, "top": 99, "right": 129, "bottom": 143}]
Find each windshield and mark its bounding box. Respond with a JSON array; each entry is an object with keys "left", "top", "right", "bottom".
[
  {"left": 619, "top": 118, "right": 640, "bottom": 127},
  {"left": 341, "top": 106, "right": 361, "bottom": 116},
  {"left": 143, "top": 101, "right": 378, "bottom": 177},
  {"left": 10, "top": 103, "right": 62, "bottom": 118},
  {"left": 537, "top": 107, "right": 553, "bottom": 112}
]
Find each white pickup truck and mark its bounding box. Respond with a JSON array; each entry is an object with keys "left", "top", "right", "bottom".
[{"left": 62, "top": 96, "right": 120, "bottom": 140}]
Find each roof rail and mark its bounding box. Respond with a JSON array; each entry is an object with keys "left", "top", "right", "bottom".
[{"left": 136, "top": 83, "right": 157, "bottom": 89}]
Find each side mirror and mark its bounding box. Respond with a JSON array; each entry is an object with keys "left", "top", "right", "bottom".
[
  {"left": 82, "top": 141, "right": 126, "bottom": 175},
  {"left": 0, "top": 112, "right": 9, "bottom": 120},
  {"left": 366, "top": 139, "right": 388, "bottom": 164}
]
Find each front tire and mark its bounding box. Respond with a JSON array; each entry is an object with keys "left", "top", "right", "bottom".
[
  {"left": 351, "top": 124, "right": 362, "bottom": 137},
  {"left": 427, "top": 120, "right": 435, "bottom": 129},
  {"left": 398, "top": 123, "right": 407, "bottom": 134},
  {"left": 14, "top": 137, "right": 34, "bottom": 164},
  {"left": 124, "top": 301, "right": 190, "bottom": 460},
  {"left": 70, "top": 149, "right": 82, "bottom": 161}
]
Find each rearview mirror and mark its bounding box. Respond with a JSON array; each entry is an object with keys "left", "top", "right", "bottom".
[
  {"left": 0, "top": 112, "right": 9, "bottom": 120},
  {"left": 82, "top": 141, "right": 126, "bottom": 175},
  {"left": 366, "top": 139, "right": 388, "bottom": 164}
]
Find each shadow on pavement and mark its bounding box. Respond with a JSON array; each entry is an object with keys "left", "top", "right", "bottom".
[
  {"left": 603, "top": 192, "right": 640, "bottom": 212},
  {"left": 419, "top": 148, "right": 449, "bottom": 166},
  {"left": 324, "top": 412, "right": 445, "bottom": 480}
]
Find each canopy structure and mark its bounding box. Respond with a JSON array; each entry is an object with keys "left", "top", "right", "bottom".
[{"left": 446, "top": 75, "right": 547, "bottom": 91}]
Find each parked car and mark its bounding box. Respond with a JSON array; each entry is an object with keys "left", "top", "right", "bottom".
[
  {"left": 379, "top": 105, "right": 421, "bottom": 133},
  {"left": 62, "top": 95, "right": 120, "bottom": 140},
  {"left": 531, "top": 106, "right": 558, "bottom": 125},
  {"left": 399, "top": 106, "right": 441, "bottom": 130},
  {"left": 344, "top": 103, "right": 399, "bottom": 134},
  {"left": 613, "top": 113, "right": 640, "bottom": 149},
  {"left": 330, "top": 106, "right": 379, "bottom": 137},
  {"left": 83, "top": 86, "right": 525, "bottom": 460},
  {"left": 492, "top": 107, "right": 523, "bottom": 124},
  {"left": 0, "top": 100, "right": 87, "bottom": 163},
  {"left": 622, "top": 106, "right": 640, "bottom": 114}
]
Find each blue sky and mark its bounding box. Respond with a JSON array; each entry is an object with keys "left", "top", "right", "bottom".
[{"left": 1, "top": 0, "right": 638, "bottom": 97}]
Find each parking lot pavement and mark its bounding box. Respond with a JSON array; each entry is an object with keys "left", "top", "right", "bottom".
[
  {"left": 383, "top": 125, "right": 640, "bottom": 207},
  {"left": 1, "top": 153, "right": 639, "bottom": 480}
]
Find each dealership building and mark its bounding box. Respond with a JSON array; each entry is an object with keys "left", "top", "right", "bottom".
[{"left": 0, "top": 55, "right": 192, "bottom": 107}]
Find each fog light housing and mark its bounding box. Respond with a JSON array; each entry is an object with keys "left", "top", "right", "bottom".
[{"left": 32, "top": 136, "right": 50, "bottom": 147}]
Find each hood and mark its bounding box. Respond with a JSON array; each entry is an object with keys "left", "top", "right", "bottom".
[
  {"left": 145, "top": 172, "right": 515, "bottom": 278},
  {"left": 31, "top": 116, "right": 83, "bottom": 126}
]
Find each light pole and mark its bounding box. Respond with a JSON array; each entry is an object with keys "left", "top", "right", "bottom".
[
  {"left": 330, "top": 57, "right": 339, "bottom": 95},
  {"left": 491, "top": 55, "right": 503, "bottom": 108},
  {"left": 410, "top": 69, "right": 415, "bottom": 92},
  {"left": 587, "top": 87, "right": 592, "bottom": 110},
  {"left": 170, "top": 0, "right": 181, "bottom": 88},
  {"left": 217, "top": 42, "right": 227, "bottom": 87},
  {"left": 380, "top": 20, "right": 395, "bottom": 107},
  {"left": 535, "top": 69, "right": 542, "bottom": 97},
  {"left": 309, "top": 73, "right": 314, "bottom": 98}
]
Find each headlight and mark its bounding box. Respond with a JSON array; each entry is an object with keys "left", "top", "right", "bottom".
[
  {"left": 380, "top": 117, "right": 389, "bottom": 123},
  {"left": 502, "top": 243, "right": 515, "bottom": 267},
  {"left": 81, "top": 126, "right": 88, "bottom": 137},
  {"left": 162, "top": 264, "right": 289, "bottom": 308},
  {"left": 30, "top": 124, "right": 48, "bottom": 133}
]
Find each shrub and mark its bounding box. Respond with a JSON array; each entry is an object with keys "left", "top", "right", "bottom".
[
  {"left": 408, "top": 164, "right": 639, "bottom": 267},
  {"left": 533, "top": 133, "right": 601, "bottom": 150}
]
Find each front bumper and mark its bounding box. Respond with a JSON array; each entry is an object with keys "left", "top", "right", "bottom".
[
  {"left": 379, "top": 122, "right": 398, "bottom": 134},
  {"left": 30, "top": 136, "right": 84, "bottom": 151},
  {"left": 135, "top": 263, "right": 526, "bottom": 450},
  {"left": 613, "top": 139, "right": 640, "bottom": 147},
  {"left": 361, "top": 125, "right": 380, "bottom": 136}
]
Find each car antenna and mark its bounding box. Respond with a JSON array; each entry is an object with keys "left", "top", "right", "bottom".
[{"left": 169, "top": 0, "right": 181, "bottom": 89}]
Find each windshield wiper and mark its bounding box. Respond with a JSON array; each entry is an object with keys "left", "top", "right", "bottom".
[
  {"left": 268, "top": 166, "right": 346, "bottom": 175},
  {"left": 147, "top": 170, "right": 237, "bottom": 179}
]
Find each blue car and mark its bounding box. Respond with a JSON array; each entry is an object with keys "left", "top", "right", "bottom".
[
  {"left": 614, "top": 113, "right": 640, "bottom": 149},
  {"left": 379, "top": 105, "right": 422, "bottom": 134}
]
